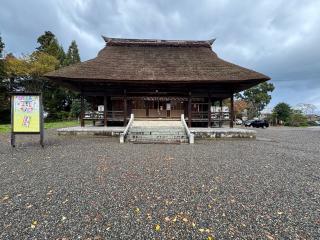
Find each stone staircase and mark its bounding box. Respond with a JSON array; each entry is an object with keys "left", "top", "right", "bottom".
[{"left": 126, "top": 120, "right": 189, "bottom": 143}]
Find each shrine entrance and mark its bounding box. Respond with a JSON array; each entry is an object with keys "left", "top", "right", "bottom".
[{"left": 130, "top": 97, "right": 186, "bottom": 119}]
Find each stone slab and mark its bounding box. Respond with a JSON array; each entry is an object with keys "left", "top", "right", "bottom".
[
  {"left": 190, "top": 127, "right": 256, "bottom": 139},
  {"left": 57, "top": 126, "right": 125, "bottom": 136}
]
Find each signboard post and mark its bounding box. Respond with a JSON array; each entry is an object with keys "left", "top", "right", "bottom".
[{"left": 10, "top": 93, "right": 44, "bottom": 147}]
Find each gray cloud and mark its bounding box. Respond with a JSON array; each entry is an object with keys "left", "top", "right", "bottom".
[{"left": 1, "top": 0, "right": 320, "bottom": 110}]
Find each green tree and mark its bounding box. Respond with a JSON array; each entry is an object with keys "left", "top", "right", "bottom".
[
  {"left": 273, "top": 102, "right": 292, "bottom": 123},
  {"left": 70, "top": 98, "right": 91, "bottom": 118},
  {"left": 37, "top": 31, "right": 65, "bottom": 65},
  {"left": 36, "top": 31, "right": 79, "bottom": 119},
  {"left": 63, "top": 40, "right": 81, "bottom": 66},
  {"left": 238, "top": 82, "right": 275, "bottom": 118},
  {"left": 0, "top": 35, "right": 11, "bottom": 122}
]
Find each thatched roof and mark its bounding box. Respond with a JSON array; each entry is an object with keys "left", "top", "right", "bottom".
[{"left": 45, "top": 36, "right": 270, "bottom": 84}]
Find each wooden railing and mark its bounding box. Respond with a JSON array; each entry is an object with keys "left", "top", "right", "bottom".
[{"left": 84, "top": 111, "right": 125, "bottom": 120}]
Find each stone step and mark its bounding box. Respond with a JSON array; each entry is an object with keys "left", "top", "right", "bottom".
[
  {"left": 127, "top": 133, "right": 188, "bottom": 143},
  {"left": 130, "top": 127, "right": 185, "bottom": 131},
  {"left": 129, "top": 131, "right": 186, "bottom": 135},
  {"left": 128, "top": 135, "right": 188, "bottom": 139},
  {"left": 126, "top": 121, "right": 189, "bottom": 144},
  {"left": 128, "top": 136, "right": 189, "bottom": 143}
]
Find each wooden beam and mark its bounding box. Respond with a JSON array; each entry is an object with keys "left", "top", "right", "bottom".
[
  {"left": 219, "top": 99, "right": 223, "bottom": 127},
  {"left": 80, "top": 94, "right": 85, "bottom": 127},
  {"left": 208, "top": 93, "right": 212, "bottom": 128},
  {"left": 104, "top": 94, "right": 108, "bottom": 126},
  {"left": 123, "top": 89, "right": 127, "bottom": 126},
  {"left": 188, "top": 92, "right": 192, "bottom": 127},
  {"left": 230, "top": 93, "right": 234, "bottom": 128}
]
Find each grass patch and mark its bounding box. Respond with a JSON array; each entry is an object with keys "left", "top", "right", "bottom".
[
  {"left": 0, "top": 124, "right": 11, "bottom": 133},
  {"left": 0, "top": 120, "right": 79, "bottom": 133},
  {"left": 44, "top": 120, "right": 79, "bottom": 129}
]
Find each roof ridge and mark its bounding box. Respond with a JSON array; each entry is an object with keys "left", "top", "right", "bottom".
[{"left": 102, "top": 36, "right": 215, "bottom": 47}]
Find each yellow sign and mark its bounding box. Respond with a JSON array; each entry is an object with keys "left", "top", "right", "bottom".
[{"left": 13, "top": 95, "right": 40, "bottom": 133}]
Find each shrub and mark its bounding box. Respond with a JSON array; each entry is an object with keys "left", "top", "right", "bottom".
[
  {"left": 285, "top": 111, "right": 308, "bottom": 127},
  {"left": 70, "top": 98, "right": 91, "bottom": 118}
]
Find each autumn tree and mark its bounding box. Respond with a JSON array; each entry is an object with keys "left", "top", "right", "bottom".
[
  {"left": 5, "top": 52, "right": 59, "bottom": 92},
  {"left": 234, "top": 99, "right": 248, "bottom": 118}
]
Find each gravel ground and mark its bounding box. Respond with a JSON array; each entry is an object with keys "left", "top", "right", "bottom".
[{"left": 0, "top": 127, "right": 319, "bottom": 239}]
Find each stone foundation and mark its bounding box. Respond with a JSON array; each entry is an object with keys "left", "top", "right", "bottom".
[
  {"left": 190, "top": 128, "right": 256, "bottom": 139},
  {"left": 57, "top": 126, "right": 256, "bottom": 140},
  {"left": 57, "top": 126, "right": 125, "bottom": 137}
]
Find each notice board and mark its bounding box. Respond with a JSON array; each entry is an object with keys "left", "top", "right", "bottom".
[
  {"left": 12, "top": 95, "right": 40, "bottom": 133},
  {"left": 11, "top": 93, "right": 44, "bottom": 147}
]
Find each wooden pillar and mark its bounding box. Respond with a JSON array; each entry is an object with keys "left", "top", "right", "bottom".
[
  {"left": 230, "top": 93, "right": 234, "bottom": 128},
  {"left": 219, "top": 99, "right": 223, "bottom": 127},
  {"left": 80, "top": 94, "right": 85, "bottom": 127},
  {"left": 208, "top": 93, "right": 212, "bottom": 128},
  {"left": 188, "top": 92, "right": 192, "bottom": 127},
  {"left": 123, "top": 90, "right": 127, "bottom": 126},
  {"left": 104, "top": 94, "right": 107, "bottom": 126}
]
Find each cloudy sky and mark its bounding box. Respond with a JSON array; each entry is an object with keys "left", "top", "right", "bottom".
[{"left": 1, "top": 0, "right": 320, "bottom": 112}]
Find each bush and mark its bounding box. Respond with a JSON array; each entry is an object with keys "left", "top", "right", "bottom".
[
  {"left": 46, "top": 111, "right": 71, "bottom": 121},
  {"left": 70, "top": 98, "right": 91, "bottom": 118},
  {"left": 307, "top": 121, "right": 319, "bottom": 126},
  {"left": 285, "top": 111, "right": 308, "bottom": 127}
]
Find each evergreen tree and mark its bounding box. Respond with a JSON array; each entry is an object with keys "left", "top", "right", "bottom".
[
  {"left": 36, "top": 31, "right": 75, "bottom": 119},
  {"left": 37, "top": 31, "right": 65, "bottom": 65},
  {"left": 0, "top": 35, "right": 10, "bottom": 122},
  {"left": 63, "top": 40, "right": 81, "bottom": 66},
  {"left": 0, "top": 35, "right": 4, "bottom": 57},
  {"left": 273, "top": 102, "right": 292, "bottom": 123}
]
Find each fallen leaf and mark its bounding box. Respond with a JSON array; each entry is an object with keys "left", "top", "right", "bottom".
[
  {"left": 2, "top": 195, "right": 9, "bottom": 201},
  {"left": 208, "top": 236, "right": 214, "bottom": 240},
  {"left": 31, "top": 220, "right": 37, "bottom": 229},
  {"left": 134, "top": 207, "right": 140, "bottom": 214},
  {"left": 266, "top": 233, "right": 275, "bottom": 240},
  {"left": 172, "top": 217, "right": 177, "bottom": 222},
  {"left": 192, "top": 222, "right": 196, "bottom": 227},
  {"left": 155, "top": 224, "right": 161, "bottom": 231},
  {"left": 26, "top": 204, "right": 33, "bottom": 209},
  {"left": 165, "top": 216, "right": 170, "bottom": 222},
  {"left": 277, "top": 211, "right": 283, "bottom": 215},
  {"left": 199, "top": 228, "right": 205, "bottom": 233},
  {"left": 182, "top": 218, "right": 188, "bottom": 222}
]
